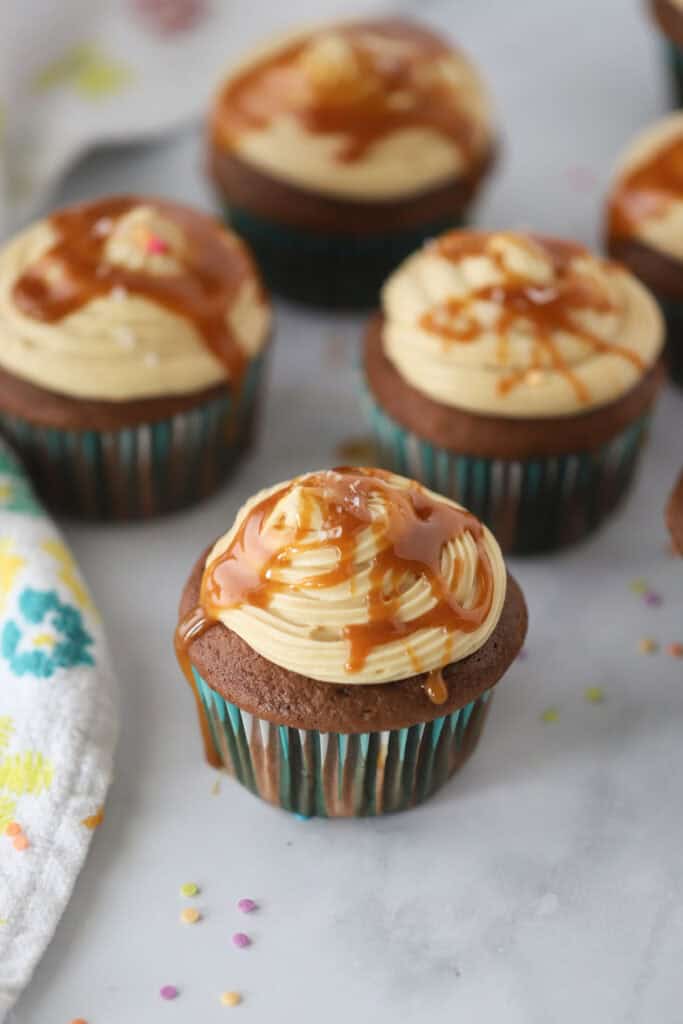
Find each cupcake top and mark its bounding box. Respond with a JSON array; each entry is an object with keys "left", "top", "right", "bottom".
[
  {"left": 181, "top": 467, "right": 507, "bottom": 687},
  {"left": 209, "top": 18, "right": 494, "bottom": 201},
  {"left": 0, "top": 196, "right": 271, "bottom": 402},
  {"left": 380, "top": 230, "right": 664, "bottom": 418},
  {"left": 607, "top": 113, "right": 683, "bottom": 264}
]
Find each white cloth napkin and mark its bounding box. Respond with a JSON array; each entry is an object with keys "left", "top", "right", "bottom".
[
  {"left": 0, "top": 0, "right": 379, "bottom": 235},
  {"left": 0, "top": 442, "right": 118, "bottom": 1021}
]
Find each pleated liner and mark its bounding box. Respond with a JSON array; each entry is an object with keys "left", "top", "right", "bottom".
[{"left": 193, "top": 668, "right": 492, "bottom": 818}]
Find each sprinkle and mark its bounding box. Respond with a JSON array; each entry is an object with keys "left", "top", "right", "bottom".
[
  {"left": 70, "top": 1018, "right": 88, "bottom": 1024},
  {"left": 160, "top": 985, "right": 179, "bottom": 1001},
  {"left": 639, "top": 637, "right": 658, "bottom": 654},
  {"left": 5, "top": 822, "right": 21, "bottom": 837},
  {"left": 211, "top": 778, "right": 222, "bottom": 796},
  {"left": 540, "top": 707, "right": 559, "bottom": 724},
  {"left": 220, "top": 991, "right": 242, "bottom": 1007},
  {"left": 81, "top": 807, "right": 104, "bottom": 830},
  {"left": 644, "top": 591, "right": 662, "bottom": 607},
  {"left": 146, "top": 234, "right": 170, "bottom": 255},
  {"left": 110, "top": 285, "right": 128, "bottom": 302},
  {"left": 232, "top": 932, "right": 251, "bottom": 949},
  {"left": 13, "top": 834, "right": 29, "bottom": 851},
  {"left": 180, "top": 882, "right": 199, "bottom": 898},
  {"left": 294, "top": 812, "right": 311, "bottom": 821},
  {"left": 666, "top": 643, "right": 683, "bottom": 658},
  {"left": 584, "top": 686, "right": 605, "bottom": 704},
  {"left": 237, "top": 898, "right": 257, "bottom": 913},
  {"left": 180, "top": 907, "right": 201, "bottom": 925},
  {"left": 630, "top": 578, "right": 648, "bottom": 594}
]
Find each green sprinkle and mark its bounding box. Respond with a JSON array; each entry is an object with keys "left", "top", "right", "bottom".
[
  {"left": 540, "top": 707, "right": 560, "bottom": 724},
  {"left": 180, "top": 882, "right": 199, "bottom": 898},
  {"left": 630, "top": 578, "right": 648, "bottom": 594},
  {"left": 584, "top": 686, "right": 605, "bottom": 704}
]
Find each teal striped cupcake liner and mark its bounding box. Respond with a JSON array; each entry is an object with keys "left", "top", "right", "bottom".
[
  {"left": 192, "top": 668, "right": 492, "bottom": 817},
  {"left": 667, "top": 41, "right": 683, "bottom": 107},
  {"left": 0, "top": 357, "right": 264, "bottom": 520},
  {"left": 225, "top": 205, "right": 465, "bottom": 310},
  {"left": 655, "top": 295, "right": 683, "bottom": 386},
  {"left": 364, "top": 390, "right": 651, "bottom": 554}
]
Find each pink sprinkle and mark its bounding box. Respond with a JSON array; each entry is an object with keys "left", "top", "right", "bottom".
[
  {"left": 644, "top": 591, "right": 662, "bottom": 607},
  {"left": 160, "top": 985, "right": 179, "bottom": 1000},
  {"left": 146, "top": 235, "right": 169, "bottom": 254},
  {"left": 232, "top": 932, "right": 251, "bottom": 948},
  {"left": 237, "top": 898, "right": 257, "bottom": 913}
]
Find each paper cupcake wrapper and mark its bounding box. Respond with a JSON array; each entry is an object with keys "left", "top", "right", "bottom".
[
  {"left": 656, "top": 295, "right": 683, "bottom": 386},
  {"left": 667, "top": 41, "right": 683, "bottom": 107},
  {"left": 225, "top": 205, "right": 466, "bottom": 310},
  {"left": 0, "top": 356, "right": 264, "bottom": 520},
  {"left": 192, "top": 668, "right": 492, "bottom": 817},
  {"left": 363, "top": 388, "right": 651, "bottom": 554}
]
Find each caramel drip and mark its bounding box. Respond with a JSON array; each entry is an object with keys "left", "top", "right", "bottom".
[
  {"left": 176, "top": 467, "right": 494, "bottom": 680},
  {"left": 423, "top": 668, "right": 448, "bottom": 705},
  {"left": 420, "top": 232, "right": 645, "bottom": 404},
  {"left": 215, "top": 18, "right": 482, "bottom": 165},
  {"left": 174, "top": 607, "right": 221, "bottom": 766},
  {"left": 609, "top": 133, "right": 683, "bottom": 237},
  {"left": 11, "top": 196, "right": 257, "bottom": 387}
]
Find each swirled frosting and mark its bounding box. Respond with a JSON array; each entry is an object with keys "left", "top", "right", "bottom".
[
  {"left": 0, "top": 196, "right": 271, "bottom": 401},
  {"left": 210, "top": 18, "right": 494, "bottom": 200},
  {"left": 607, "top": 112, "right": 683, "bottom": 264},
  {"left": 181, "top": 467, "right": 506, "bottom": 686},
  {"left": 381, "top": 230, "right": 664, "bottom": 417}
]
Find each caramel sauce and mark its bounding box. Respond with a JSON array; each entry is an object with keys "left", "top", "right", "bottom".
[
  {"left": 11, "top": 195, "right": 257, "bottom": 387},
  {"left": 214, "top": 19, "right": 482, "bottom": 165},
  {"left": 609, "top": 134, "right": 683, "bottom": 238},
  {"left": 420, "top": 232, "right": 645, "bottom": 404},
  {"left": 424, "top": 669, "right": 448, "bottom": 705},
  {"left": 174, "top": 467, "right": 494, "bottom": 685}
]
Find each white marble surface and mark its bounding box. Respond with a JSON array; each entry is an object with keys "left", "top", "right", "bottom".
[{"left": 11, "top": 1, "right": 683, "bottom": 1021}]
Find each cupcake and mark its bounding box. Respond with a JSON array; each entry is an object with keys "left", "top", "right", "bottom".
[
  {"left": 175, "top": 466, "right": 527, "bottom": 817},
  {"left": 0, "top": 195, "right": 271, "bottom": 519},
  {"left": 650, "top": 0, "right": 683, "bottom": 105},
  {"left": 606, "top": 112, "right": 683, "bottom": 386},
  {"left": 666, "top": 470, "right": 683, "bottom": 553},
  {"left": 208, "top": 18, "right": 495, "bottom": 309},
  {"left": 362, "top": 230, "right": 666, "bottom": 554}
]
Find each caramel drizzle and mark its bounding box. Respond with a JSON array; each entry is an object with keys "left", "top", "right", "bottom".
[
  {"left": 11, "top": 195, "right": 257, "bottom": 387},
  {"left": 419, "top": 232, "right": 645, "bottom": 404},
  {"left": 609, "top": 133, "right": 683, "bottom": 237},
  {"left": 423, "top": 668, "right": 448, "bottom": 705},
  {"left": 174, "top": 467, "right": 494, "bottom": 687},
  {"left": 215, "top": 18, "right": 482, "bottom": 165}
]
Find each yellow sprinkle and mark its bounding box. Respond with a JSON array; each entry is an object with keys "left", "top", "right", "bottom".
[
  {"left": 211, "top": 778, "right": 222, "bottom": 796},
  {"left": 180, "top": 882, "right": 199, "bottom": 898},
  {"left": 180, "top": 907, "right": 201, "bottom": 925},
  {"left": 639, "top": 637, "right": 658, "bottom": 654},
  {"left": 630, "top": 578, "right": 648, "bottom": 594},
  {"left": 220, "top": 991, "right": 242, "bottom": 1007},
  {"left": 541, "top": 707, "right": 559, "bottom": 724},
  {"left": 584, "top": 686, "right": 605, "bottom": 704}
]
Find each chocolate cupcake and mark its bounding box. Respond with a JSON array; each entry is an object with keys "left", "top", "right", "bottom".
[
  {"left": 362, "top": 230, "right": 666, "bottom": 554},
  {"left": 666, "top": 470, "right": 683, "bottom": 553},
  {"left": 606, "top": 112, "right": 683, "bottom": 386},
  {"left": 208, "top": 18, "right": 495, "bottom": 308},
  {"left": 650, "top": 0, "right": 683, "bottom": 105},
  {"left": 175, "top": 467, "right": 527, "bottom": 817},
  {"left": 0, "top": 196, "right": 271, "bottom": 519}
]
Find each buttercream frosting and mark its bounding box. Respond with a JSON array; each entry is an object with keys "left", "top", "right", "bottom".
[
  {"left": 0, "top": 196, "right": 270, "bottom": 402},
  {"left": 607, "top": 112, "right": 683, "bottom": 264},
  {"left": 210, "top": 18, "right": 494, "bottom": 201},
  {"left": 381, "top": 230, "right": 664, "bottom": 418},
  {"left": 197, "top": 467, "right": 506, "bottom": 685}
]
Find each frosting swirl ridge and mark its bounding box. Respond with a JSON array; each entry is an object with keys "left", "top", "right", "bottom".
[
  {"left": 197, "top": 467, "right": 506, "bottom": 685},
  {"left": 381, "top": 230, "right": 663, "bottom": 417}
]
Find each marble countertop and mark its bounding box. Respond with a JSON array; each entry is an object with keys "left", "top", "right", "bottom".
[{"left": 12, "top": 1, "right": 683, "bottom": 1021}]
